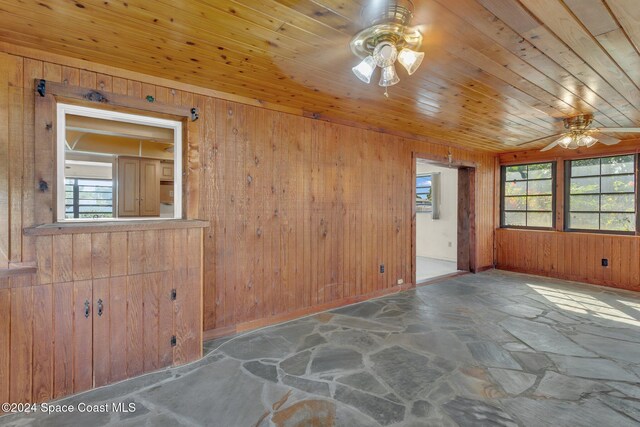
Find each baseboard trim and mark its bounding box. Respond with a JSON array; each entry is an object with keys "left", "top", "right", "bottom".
[{"left": 202, "top": 283, "right": 414, "bottom": 341}]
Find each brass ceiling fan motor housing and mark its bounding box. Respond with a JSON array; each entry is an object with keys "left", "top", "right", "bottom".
[
  {"left": 564, "top": 114, "right": 594, "bottom": 131},
  {"left": 350, "top": 0, "right": 422, "bottom": 58}
]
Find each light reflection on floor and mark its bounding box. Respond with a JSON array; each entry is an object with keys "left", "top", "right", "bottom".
[{"left": 528, "top": 283, "right": 640, "bottom": 327}]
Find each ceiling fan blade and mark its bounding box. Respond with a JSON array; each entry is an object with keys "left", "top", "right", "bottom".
[
  {"left": 514, "top": 133, "right": 564, "bottom": 147},
  {"left": 596, "top": 128, "right": 640, "bottom": 133},
  {"left": 540, "top": 139, "right": 560, "bottom": 152},
  {"left": 594, "top": 132, "right": 620, "bottom": 145}
]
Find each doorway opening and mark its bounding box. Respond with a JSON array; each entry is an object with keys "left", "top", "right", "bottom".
[{"left": 412, "top": 155, "right": 477, "bottom": 285}]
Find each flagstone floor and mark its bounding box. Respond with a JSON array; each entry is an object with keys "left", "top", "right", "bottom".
[{"left": 3, "top": 270, "right": 640, "bottom": 426}]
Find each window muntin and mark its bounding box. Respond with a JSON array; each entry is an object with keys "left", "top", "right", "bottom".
[
  {"left": 566, "top": 155, "right": 636, "bottom": 232},
  {"left": 501, "top": 162, "right": 554, "bottom": 228}
]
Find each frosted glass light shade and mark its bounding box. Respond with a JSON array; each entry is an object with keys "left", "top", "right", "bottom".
[
  {"left": 557, "top": 135, "right": 573, "bottom": 149},
  {"left": 373, "top": 41, "right": 398, "bottom": 67},
  {"left": 352, "top": 55, "right": 376, "bottom": 84},
  {"left": 578, "top": 135, "right": 597, "bottom": 147},
  {"left": 398, "top": 48, "right": 425, "bottom": 75},
  {"left": 379, "top": 65, "right": 400, "bottom": 87}
]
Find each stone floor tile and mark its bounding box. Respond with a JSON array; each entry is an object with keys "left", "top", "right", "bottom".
[
  {"left": 370, "top": 346, "right": 442, "bottom": 399},
  {"left": 549, "top": 354, "right": 638, "bottom": 382},
  {"left": 488, "top": 368, "right": 537, "bottom": 395},
  {"left": 467, "top": 342, "right": 522, "bottom": 370},
  {"left": 442, "top": 396, "right": 518, "bottom": 427},
  {"left": 533, "top": 371, "right": 609, "bottom": 400},
  {"left": 333, "top": 385, "right": 405, "bottom": 426},
  {"left": 499, "top": 317, "right": 596, "bottom": 357},
  {"left": 310, "top": 347, "right": 363, "bottom": 374}
]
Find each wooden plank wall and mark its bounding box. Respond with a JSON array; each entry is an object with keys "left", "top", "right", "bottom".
[
  {"left": 0, "top": 48, "right": 496, "bottom": 339},
  {"left": 496, "top": 229, "right": 640, "bottom": 292}
]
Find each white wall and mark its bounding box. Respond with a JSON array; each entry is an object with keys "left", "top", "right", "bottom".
[{"left": 416, "top": 162, "right": 458, "bottom": 262}]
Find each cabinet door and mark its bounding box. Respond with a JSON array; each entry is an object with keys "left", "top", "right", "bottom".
[
  {"left": 92, "top": 279, "right": 108, "bottom": 387},
  {"left": 139, "top": 159, "right": 160, "bottom": 216},
  {"left": 117, "top": 158, "right": 140, "bottom": 217}
]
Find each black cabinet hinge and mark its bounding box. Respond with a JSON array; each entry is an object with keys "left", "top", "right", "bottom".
[
  {"left": 37, "top": 79, "right": 46, "bottom": 97},
  {"left": 171, "top": 335, "right": 177, "bottom": 347},
  {"left": 171, "top": 289, "right": 177, "bottom": 301},
  {"left": 190, "top": 107, "right": 199, "bottom": 121}
]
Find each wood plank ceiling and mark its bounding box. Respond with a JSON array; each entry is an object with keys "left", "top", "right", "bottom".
[{"left": 0, "top": 0, "right": 639, "bottom": 152}]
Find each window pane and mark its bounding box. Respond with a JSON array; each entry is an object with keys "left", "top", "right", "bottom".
[
  {"left": 527, "top": 163, "right": 552, "bottom": 179},
  {"left": 600, "top": 194, "right": 635, "bottom": 212},
  {"left": 504, "top": 196, "right": 526, "bottom": 211},
  {"left": 504, "top": 180, "right": 527, "bottom": 196},
  {"left": 569, "top": 195, "right": 599, "bottom": 212},
  {"left": 527, "top": 212, "right": 552, "bottom": 228},
  {"left": 505, "top": 165, "right": 527, "bottom": 181},
  {"left": 416, "top": 176, "right": 431, "bottom": 187},
  {"left": 601, "top": 213, "right": 635, "bottom": 232},
  {"left": 601, "top": 175, "right": 634, "bottom": 193},
  {"left": 504, "top": 211, "right": 526, "bottom": 226},
  {"left": 601, "top": 155, "right": 634, "bottom": 175},
  {"left": 527, "top": 196, "right": 552, "bottom": 211},
  {"left": 569, "top": 212, "right": 599, "bottom": 230},
  {"left": 572, "top": 158, "right": 600, "bottom": 177},
  {"left": 528, "top": 179, "right": 552, "bottom": 195},
  {"left": 570, "top": 177, "right": 600, "bottom": 194}
]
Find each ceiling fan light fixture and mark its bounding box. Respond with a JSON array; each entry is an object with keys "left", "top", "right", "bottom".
[
  {"left": 352, "top": 55, "right": 376, "bottom": 83},
  {"left": 557, "top": 135, "right": 574, "bottom": 149},
  {"left": 373, "top": 41, "right": 398, "bottom": 67},
  {"left": 578, "top": 134, "right": 597, "bottom": 147},
  {"left": 350, "top": 1, "right": 423, "bottom": 94},
  {"left": 379, "top": 64, "right": 400, "bottom": 87},
  {"left": 397, "top": 47, "right": 424, "bottom": 75}
]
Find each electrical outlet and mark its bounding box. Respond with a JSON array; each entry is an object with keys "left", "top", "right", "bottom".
[
  {"left": 397, "top": 279, "right": 404, "bottom": 285},
  {"left": 380, "top": 264, "right": 385, "bottom": 273},
  {"left": 602, "top": 258, "right": 609, "bottom": 267}
]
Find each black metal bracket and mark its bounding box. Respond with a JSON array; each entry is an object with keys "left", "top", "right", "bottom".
[
  {"left": 146, "top": 95, "right": 155, "bottom": 103},
  {"left": 171, "top": 289, "right": 177, "bottom": 301},
  {"left": 171, "top": 336, "right": 177, "bottom": 347},
  {"left": 37, "top": 79, "right": 46, "bottom": 97},
  {"left": 191, "top": 107, "right": 199, "bottom": 121}
]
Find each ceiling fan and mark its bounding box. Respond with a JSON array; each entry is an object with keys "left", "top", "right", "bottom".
[
  {"left": 268, "top": 0, "right": 431, "bottom": 99},
  {"left": 523, "top": 114, "right": 640, "bottom": 152}
]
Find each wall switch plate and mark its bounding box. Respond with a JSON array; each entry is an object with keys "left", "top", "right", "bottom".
[
  {"left": 397, "top": 279, "right": 404, "bottom": 285},
  {"left": 602, "top": 258, "right": 609, "bottom": 267},
  {"left": 380, "top": 264, "right": 385, "bottom": 273}
]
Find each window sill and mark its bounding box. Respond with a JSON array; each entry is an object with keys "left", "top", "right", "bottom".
[{"left": 23, "top": 219, "right": 210, "bottom": 236}]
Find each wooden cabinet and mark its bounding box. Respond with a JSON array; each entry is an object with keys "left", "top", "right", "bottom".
[
  {"left": 50, "top": 274, "right": 175, "bottom": 396},
  {"left": 117, "top": 157, "right": 160, "bottom": 217}
]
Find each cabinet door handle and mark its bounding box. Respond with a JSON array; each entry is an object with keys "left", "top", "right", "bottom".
[
  {"left": 97, "top": 299, "right": 104, "bottom": 317},
  {"left": 84, "top": 300, "right": 90, "bottom": 318}
]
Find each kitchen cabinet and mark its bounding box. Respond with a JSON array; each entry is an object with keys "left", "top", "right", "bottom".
[{"left": 117, "top": 157, "right": 160, "bottom": 217}]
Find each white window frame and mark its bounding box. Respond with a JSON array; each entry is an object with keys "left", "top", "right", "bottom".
[{"left": 56, "top": 103, "right": 183, "bottom": 222}]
